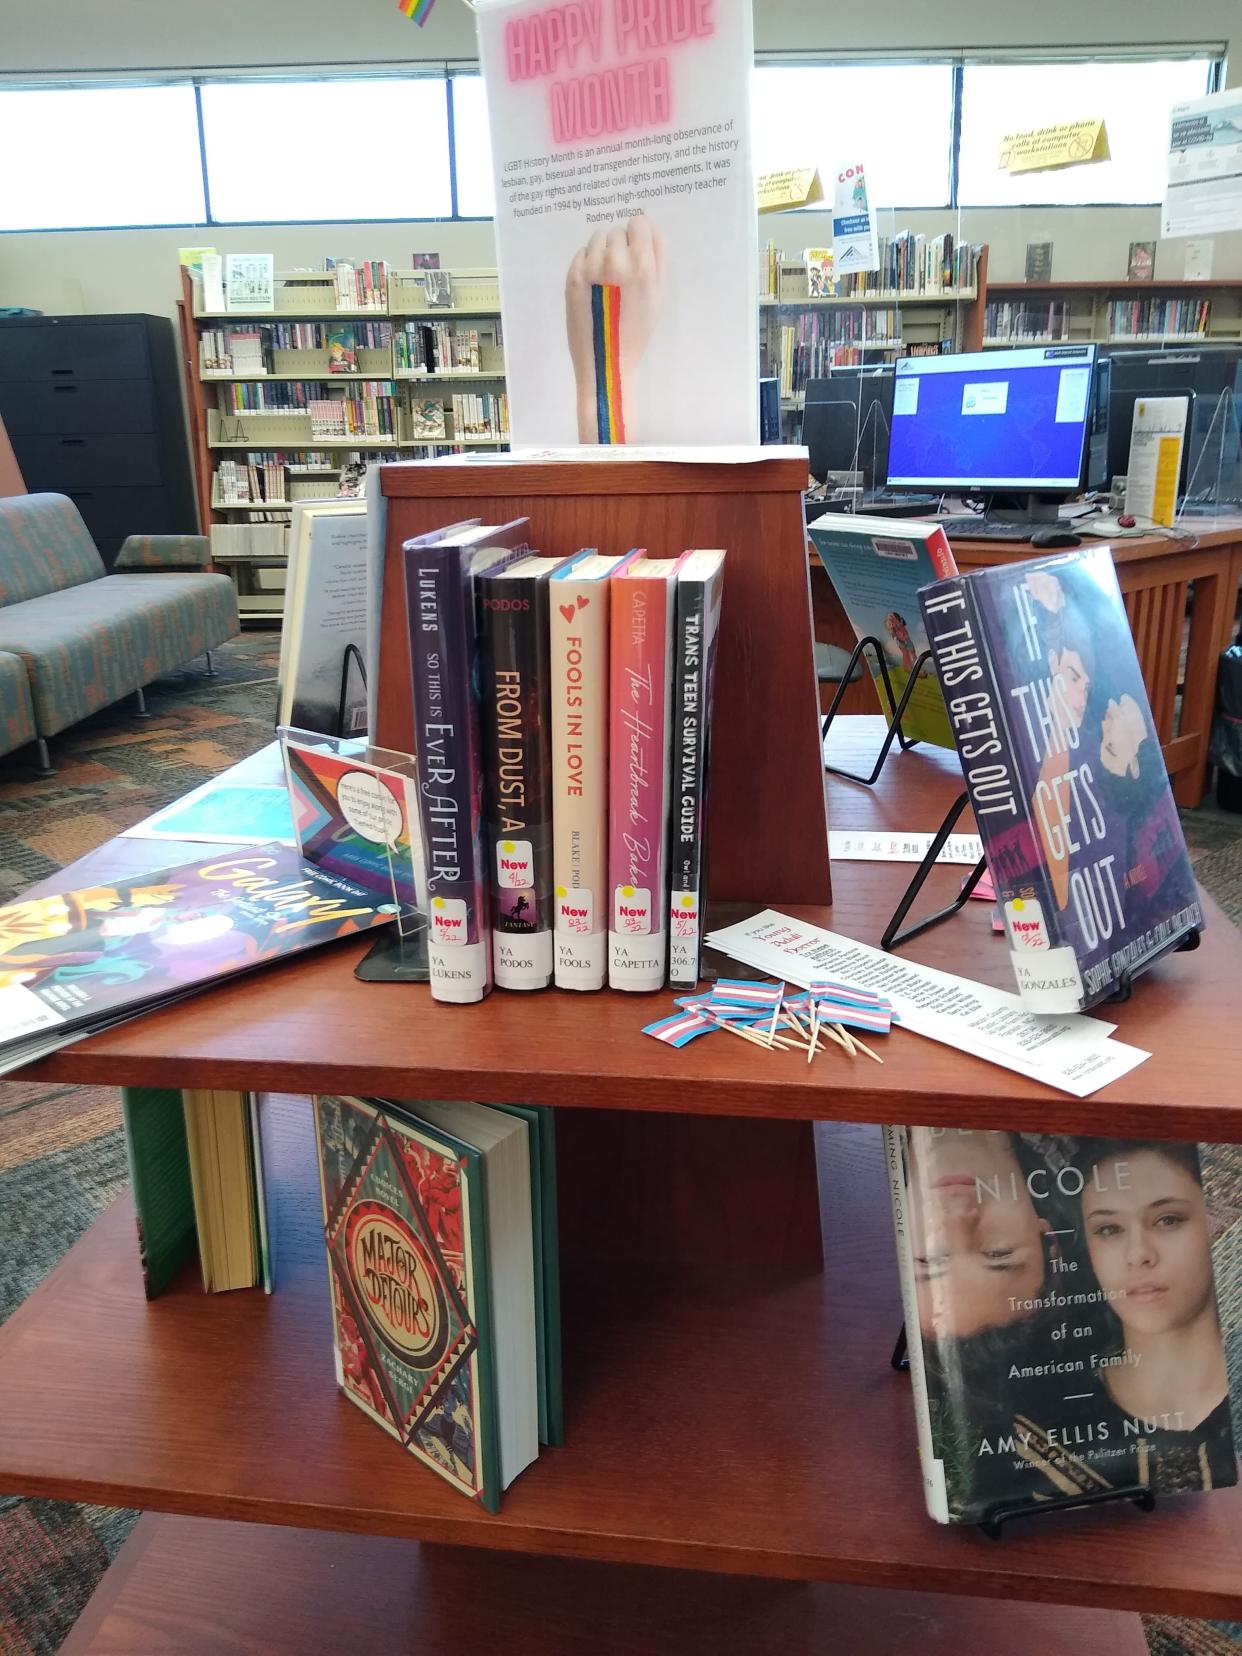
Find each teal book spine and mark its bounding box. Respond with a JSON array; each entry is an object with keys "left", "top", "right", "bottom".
[
  {"left": 493, "top": 1102, "right": 564, "bottom": 1446},
  {"left": 120, "top": 1087, "right": 197, "bottom": 1299}
]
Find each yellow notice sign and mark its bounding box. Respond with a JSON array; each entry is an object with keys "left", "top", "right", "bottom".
[
  {"left": 999, "top": 118, "right": 1110, "bottom": 174},
  {"left": 757, "top": 168, "right": 824, "bottom": 213}
]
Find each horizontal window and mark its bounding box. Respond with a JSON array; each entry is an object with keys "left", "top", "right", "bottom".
[
  {"left": 199, "top": 78, "right": 452, "bottom": 223},
  {"left": 958, "top": 59, "right": 1215, "bottom": 205},
  {"left": 0, "top": 84, "right": 205, "bottom": 230},
  {"left": 751, "top": 64, "right": 955, "bottom": 209}
]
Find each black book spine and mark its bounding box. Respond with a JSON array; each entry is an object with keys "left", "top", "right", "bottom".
[
  {"left": 480, "top": 570, "right": 554, "bottom": 990},
  {"left": 667, "top": 562, "right": 723, "bottom": 988}
]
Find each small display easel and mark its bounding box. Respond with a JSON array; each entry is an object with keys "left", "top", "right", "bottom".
[{"left": 821, "top": 643, "right": 987, "bottom": 949}]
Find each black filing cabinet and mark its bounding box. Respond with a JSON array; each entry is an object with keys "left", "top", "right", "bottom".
[{"left": 0, "top": 313, "right": 198, "bottom": 565}]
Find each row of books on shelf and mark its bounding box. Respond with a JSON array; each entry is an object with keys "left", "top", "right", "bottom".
[
  {"left": 982, "top": 300, "right": 1073, "bottom": 342},
  {"left": 216, "top": 379, "right": 397, "bottom": 417},
  {"left": 403, "top": 523, "right": 724, "bottom": 1001},
  {"left": 759, "top": 235, "right": 981, "bottom": 302},
  {"left": 199, "top": 321, "right": 396, "bottom": 375},
  {"left": 199, "top": 254, "right": 390, "bottom": 314},
  {"left": 1108, "top": 297, "right": 1211, "bottom": 338},
  {"left": 330, "top": 259, "right": 389, "bottom": 311},
  {"left": 121, "top": 1084, "right": 561, "bottom": 1511},
  {"left": 211, "top": 521, "right": 290, "bottom": 560},
  {"left": 214, "top": 457, "right": 289, "bottom": 506},
  {"left": 772, "top": 312, "right": 900, "bottom": 396},
  {"left": 395, "top": 320, "right": 501, "bottom": 376}
]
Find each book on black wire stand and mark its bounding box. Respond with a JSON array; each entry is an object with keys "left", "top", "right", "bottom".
[
  {"left": 885, "top": 1126, "right": 1237, "bottom": 1536},
  {"left": 919, "top": 546, "right": 1203, "bottom": 1011}
]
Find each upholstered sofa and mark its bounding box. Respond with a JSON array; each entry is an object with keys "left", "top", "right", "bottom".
[{"left": 0, "top": 493, "right": 238, "bottom": 771}]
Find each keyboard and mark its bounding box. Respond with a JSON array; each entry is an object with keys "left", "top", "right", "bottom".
[{"left": 936, "top": 515, "right": 1038, "bottom": 542}]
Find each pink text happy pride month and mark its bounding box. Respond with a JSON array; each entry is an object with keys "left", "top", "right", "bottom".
[{"left": 505, "top": 0, "right": 715, "bottom": 144}]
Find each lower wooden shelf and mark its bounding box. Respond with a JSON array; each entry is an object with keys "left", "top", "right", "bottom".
[
  {"left": 62, "top": 1513, "right": 1149, "bottom": 1655},
  {"left": 1, "top": 1097, "right": 1238, "bottom": 1616}
]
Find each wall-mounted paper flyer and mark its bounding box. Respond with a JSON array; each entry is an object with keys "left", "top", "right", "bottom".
[
  {"left": 1162, "top": 88, "right": 1242, "bottom": 239},
  {"left": 1125, "top": 396, "right": 1189, "bottom": 528},
  {"left": 831, "top": 161, "right": 879, "bottom": 276},
  {"left": 473, "top": 0, "right": 758, "bottom": 446}
]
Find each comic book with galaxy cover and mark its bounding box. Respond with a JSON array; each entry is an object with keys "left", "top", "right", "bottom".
[
  {"left": 312, "top": 1093, "right": 501, "bottom": 1510},
  {"left": 920, "top": 547, "right": 1203, "bottom": 1013},
  {"left": 0, "top": 845, "right": 395, "bottom": 1075}
]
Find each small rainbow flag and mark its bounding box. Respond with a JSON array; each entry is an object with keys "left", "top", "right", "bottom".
[
  {"left": 591, "top": 283, "right": 625, "bottom": 442},
  {"left": 397, "top": 0, "right": 436, "bottom": 25}
]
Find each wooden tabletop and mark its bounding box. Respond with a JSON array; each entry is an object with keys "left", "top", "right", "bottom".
[{"left": 16, "top": 720, "right": 1242, "bottom": 1141}]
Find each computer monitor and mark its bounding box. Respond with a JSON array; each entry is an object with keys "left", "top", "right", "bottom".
[
  {"left": 885, "top": 344, "right": 1097, "bottom": 518},
  {"left": 801, "top": 367, "right": 893, "bottom": 489},
  {"left": 1101, "top": 345, "right": 1242, "bottom": 490}
]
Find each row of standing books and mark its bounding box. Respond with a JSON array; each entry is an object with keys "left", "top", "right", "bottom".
[
  {"left": 121, "top": 1085, "right": 562, "bottom": 1513},
  {"left": 759, "top": 236, "right": 981, "bottom": 301},
  {"left": 210, "top": 521, "right": 289, "bottom": 560},
  {"left": 774, "top": 311, "right": 899, "bottom": 396},
  {"left": 306, "top": 390, "right": 399, "bottom": 440},
  {"left": 983, "top": 300, "right": 1074, "bottom": 341},
  {"left": 200, "top": 322, "right": 394, "bottom": 375},
  {"left": 1108, "top": 297, "right": 1211, "bottom": 337},
  {"left": 216, "top": 379, "right": 397, "bottom": 414},
  {"left": 395, "top": 321, "right": 499, "bottom": 375},
  {"left": 214, "top": 457, "right": 288, "bottom": 506},
  {"left": 403, "top": 523, "right": 725, "bottom": 1002},
  {"left": 449, "top": 390, "right": 510, "bottom": 439},
  {"left": 839, "top": 233, "right": 980, "bottom": 297},
  {"left": 331, "top": 259, "right": 389, "bottom": 311}
]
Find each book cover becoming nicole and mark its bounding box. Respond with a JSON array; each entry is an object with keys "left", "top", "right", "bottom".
[{"left": 886, "top": 1126, "right": 1238, "bottom": 1524}]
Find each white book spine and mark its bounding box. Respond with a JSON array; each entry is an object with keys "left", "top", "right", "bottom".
[
  {"left": 883, "top": 1126, "right": 950, "bottom": 1523},
  {"left": 549, "top": 568, "right": 610, "bottom": 990}
]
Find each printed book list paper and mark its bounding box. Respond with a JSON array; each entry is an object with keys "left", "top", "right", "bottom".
[
  {"left": 474, "top": 0, "right": 758, "bottom": 446},
  {"left": 829, "top": 831, "right": 984, "bottom": 866},
  {"left": 705, "top": 911, "right": 1150, "bottom": 1099}
]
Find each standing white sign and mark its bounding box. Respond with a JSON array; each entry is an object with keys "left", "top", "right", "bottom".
[
  {"left": 1162, "top": 88, "right": 1242, "bottom": 239},
  {"left": 831, "top": 161, "right": 879, "bottom": 276},
  {"left": 474, "top": 0, "right": 758, "bottom": 446}
]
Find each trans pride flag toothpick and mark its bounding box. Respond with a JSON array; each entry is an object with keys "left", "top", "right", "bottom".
[{"left": 397, "top": 0, "right": 436, "bottom": 25}]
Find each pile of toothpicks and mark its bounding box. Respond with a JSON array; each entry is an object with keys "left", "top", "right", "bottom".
[{"left": 643, "top": 978, "right": 894, "bottom": 1065}]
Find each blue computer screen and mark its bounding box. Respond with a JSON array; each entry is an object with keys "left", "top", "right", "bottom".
[{"left": 886, "top": 345, "right": 1096, "bottom": 491}]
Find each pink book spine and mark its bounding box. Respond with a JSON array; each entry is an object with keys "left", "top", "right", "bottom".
[{"left": 607, "top": 558, "right": 684, "bottom": 991}]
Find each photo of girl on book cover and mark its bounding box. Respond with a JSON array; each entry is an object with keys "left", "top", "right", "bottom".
[
  {"left": 902, "top": 1127, "right": 1238, "bottom": 1523},
  {"left": 970, "top": 549, "right": 1202, "bottom": 1005}
]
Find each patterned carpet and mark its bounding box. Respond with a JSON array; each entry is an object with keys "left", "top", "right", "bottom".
[{"left": 0, "top": 637, "right": 1241, "bottom": 1651}]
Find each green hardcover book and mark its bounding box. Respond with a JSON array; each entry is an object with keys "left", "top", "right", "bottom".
[
  {"left": 313, "top": 1094, "right": 538, "bottom": 1511},
  {"left": 120, "top": 1087, "right": 197, "bottom": 1298},
  {"left": 493, "top": 1103, "right": 563, "bottom": 1446}
]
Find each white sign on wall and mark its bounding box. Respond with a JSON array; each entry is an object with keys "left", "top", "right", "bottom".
[
  {"left": 1162, "top": 88, "right": 1242, "bottom": 239},
  {"left": 474, "top": 0, "right": 758, "bottom": 446}
]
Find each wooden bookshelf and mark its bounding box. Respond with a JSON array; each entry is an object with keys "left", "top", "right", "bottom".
[
  {"left": 5, "top": 1095, "right": 1240, "bottom": 1619},
  {"left": 63, "top": 1516, "right": 1150, "bottom": 1654},
  {"left": 176, "top": 266, "right": 514, "bottom": 626}
]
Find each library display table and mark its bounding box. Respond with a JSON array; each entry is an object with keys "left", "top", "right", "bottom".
[
  {"left": 2, "top": 721, "right": 1240, "bottom": 1647},
  {"left": 810, "top": 517, "right": 1242, "bottom": 806}
]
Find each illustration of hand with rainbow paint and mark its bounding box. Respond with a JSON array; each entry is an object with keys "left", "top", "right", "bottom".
[{"left": 565, "top": 214, "right": 663, "bottom": 444}]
